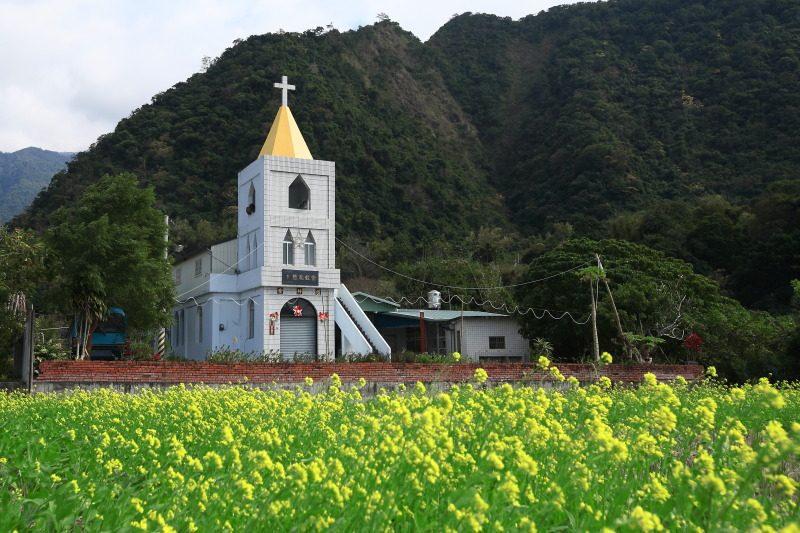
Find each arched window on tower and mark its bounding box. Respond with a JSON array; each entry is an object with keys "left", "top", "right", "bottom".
[
  {"left": 246, "top": 183, "right": 256, "bottom": 215},
  {"left": 304, "top": 231, "right": 316, "bottom": 266},
  {"left": 288, "top": 176, "right": 310, "bottom": 209},
  {"left": 282, "top": 230, "right": 294, "bottom": 265}
]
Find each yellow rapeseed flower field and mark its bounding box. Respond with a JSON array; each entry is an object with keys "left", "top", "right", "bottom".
[{"left": 0, "top": 371, "right": 798, "bottom": 531}]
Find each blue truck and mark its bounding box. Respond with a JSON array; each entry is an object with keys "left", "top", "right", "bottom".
[{"left": 71, "top": 307, "right": 128, "bottom": 360}]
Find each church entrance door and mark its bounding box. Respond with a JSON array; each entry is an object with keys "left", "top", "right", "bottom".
[{"left": 280, "top": 298, "right": 317, "bottom": 360}]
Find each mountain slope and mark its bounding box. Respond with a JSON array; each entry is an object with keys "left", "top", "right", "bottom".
[
  {"left": 430, "top": 0, "right": 800, "bottom": 230},
  {"left": 16, "top": 23, "right": 508, "bottom": 250},
  {"left": 13, "top": 1, "right": 800, "bottom": 308},
  {"left": 429, "top": 0, "right": 800, "bottom": 307},
  {"left": 0, "top": 147, "right": 72, "bottom": 223}
]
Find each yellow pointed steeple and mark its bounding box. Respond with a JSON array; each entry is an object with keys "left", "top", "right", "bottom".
[{"left": 258, "top": 75, "right": 312, "bottom": 159}]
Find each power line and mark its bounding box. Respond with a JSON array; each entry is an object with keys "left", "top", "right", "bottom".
[
  {"left": 175, "top": 242, "right": 259, "bottom": 300},
  {"left": 335, "top": 237, "right": 592, "bottom": 290},
  {"left": 354, "top": 293, "right": 591, "bottom": 325}
]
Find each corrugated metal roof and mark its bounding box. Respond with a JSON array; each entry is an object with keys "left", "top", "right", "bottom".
[{"left": 384, "top": 309, "right": 509, "bottom": 322}]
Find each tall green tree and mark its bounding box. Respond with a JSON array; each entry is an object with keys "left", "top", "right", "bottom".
[
  {"left": 0, "top": 227, "right": 45, "bottom": 371},
  {"left": 45, "top": 173, "right": 173, "bottom": 358}
]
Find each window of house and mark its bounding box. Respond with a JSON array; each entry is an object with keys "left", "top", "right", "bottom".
[
  {"left": 251, "top": 235, "right": 258, "bottom": 269},
  {"left": 304, "top": 231, "right": 316, "bottom": 266},
  {"left": 282, "top": 230, "right": 294, "bottom": 265},
  {"left": 198, "top": 306, "right": 203, "bottom": 343},
  {"left": 175, "top": 267, "right": 182, "bottom": 284},
  {"left": 194, "top": 258, "right": 202, "bottom": 277},
  {"left": 289, "top": 176, "right": 310, "bottom": 209},
  {"left": 406, "top": 330, "right": 420, "bottom": 352},
  {"left": 248, "top": 299, "right": 255, "bottom": 339},
  {"left": 246, "top": 183, "right": 256, "bottom": 215},
  {"left": 489, "top": 336, "right": 505, "bottom": 349}
]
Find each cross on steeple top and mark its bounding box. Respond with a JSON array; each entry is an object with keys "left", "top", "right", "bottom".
[{"left": 274, "top": 75, "right": 295, "bottom": 107}]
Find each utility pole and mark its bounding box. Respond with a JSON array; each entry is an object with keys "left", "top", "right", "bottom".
[
  {"left": 155, "top": 215, "right": 169, "bottom": 358},
  {"left": 597, "top": 253, "right": 632, "bottom": 362},
  {"left": 590, "top": 254, "right": 600, "bottom": 363}
]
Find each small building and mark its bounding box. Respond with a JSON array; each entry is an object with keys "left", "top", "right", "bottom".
[{"left": 353, "top": 292, "right": 530, "bottom": 362}]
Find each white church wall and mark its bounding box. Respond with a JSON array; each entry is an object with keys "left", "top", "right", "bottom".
[{"left": 210, "top": 240, "right": 238, "bottom": 274}]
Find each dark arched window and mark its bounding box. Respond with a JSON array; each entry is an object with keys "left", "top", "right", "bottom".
[
  {"left": 282, "top": 230, "right": 294, "bottom": 265},
  {"left": 246, "top": 183, "right": 256, "bottom": 215},
  {"left": 246, "top": 238, "right": 251, "bottom": 270},
  {"left": 304, "top": 231, "right": 316, "bottom": 266},
  {"left": 197, "top": 306, "right": 203, "bottom": 343},
  {"left": 289, "top": 176, "right": 310, "bottom": 209},
  {"left": 248, "top": 299, "right": 255, "bottom": 339}
]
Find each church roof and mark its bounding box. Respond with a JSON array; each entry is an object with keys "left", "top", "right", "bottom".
[{"left": 259, "top": 105, "right": 313, "bottom": 159}]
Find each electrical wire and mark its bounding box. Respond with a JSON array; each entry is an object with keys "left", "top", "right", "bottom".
[
  {"left": 175, "top": 242, "right": 259, "bottom": 300},
  {"left": 354, "top": 293, "right": 591, "bottom": 325},
  {"left": 335, "top": 237, "right": 593, "bottom": 290}
]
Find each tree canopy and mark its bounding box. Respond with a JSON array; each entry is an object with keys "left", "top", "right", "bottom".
[
  {"left": 515, "top": 238, "right": 795, "bottom": 381},
  {"left": 45, "top": 173, "right": 173, "bottom": 356}
]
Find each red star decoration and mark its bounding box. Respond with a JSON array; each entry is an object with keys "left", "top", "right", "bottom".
[{"left": 292, "top": 305, "right": 303, "bottom": 316}]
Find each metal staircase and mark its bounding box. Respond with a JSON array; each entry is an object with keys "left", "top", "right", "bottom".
[
  {"left": 334, "top": 285, "right": 391, "bottom": 356},
  {"left": 336, "top": 296, "right": 378, "bottom": 354}
]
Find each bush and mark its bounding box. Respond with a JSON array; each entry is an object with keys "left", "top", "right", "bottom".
[{"left": 206, "top": 346, "right": 283, "bottom": 363}]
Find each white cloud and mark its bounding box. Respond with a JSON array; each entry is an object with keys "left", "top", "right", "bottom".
[{"left": 0, "top": 0, "right": 578, "bottom": 152}]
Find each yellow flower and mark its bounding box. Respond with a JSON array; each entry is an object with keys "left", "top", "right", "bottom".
[
  {"left": 537, "top": 356, "right": 551, "bottom": 369},
  {"left": 643, "top": 372, "right": 658, "bottom": 387},
  {"left": 304, "top": 376, "right": 313, "bottom": 386},
  {"left": 601, "top": 351, "right": 613, "bottom": 364},
  {"left": 622, "top": 506, "right": 664, "bottom": 531},
  {"left": 705, "top": 366, "right": 717, "bottom": 377},
  {"left": 358, "top": 377, "right": 367, "bottom": 388},
  {"left": 452, "top": 351, "right": 461, "bottom": 362},
  {"left": 474, "top": 368, "right": 488, "bottom": 384}
]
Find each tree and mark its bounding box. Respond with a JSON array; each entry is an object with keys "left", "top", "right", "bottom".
[
  {"left": 0, "top": 227, "right": 45, "bottom": 370},
  {"left": 46, "top": 173, "right": 173, "bottom": 358},
  {"left": 515, "top": 239, "right": 790, "bottom": 381}
]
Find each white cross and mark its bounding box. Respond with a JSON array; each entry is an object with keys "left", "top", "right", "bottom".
[{"left": 274, "top": 75, "right": 295, "bottom": 107}]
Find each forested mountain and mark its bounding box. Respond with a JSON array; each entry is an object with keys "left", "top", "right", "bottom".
[
  {"left": 14, "top": 0, "right": 800, "bottom": 311},
  {"left": 0, "top": 148, "right": 72, "bottom": 223}
]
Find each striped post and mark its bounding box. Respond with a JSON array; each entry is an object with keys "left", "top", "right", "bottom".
[{"left": 156, "top": 214, "right": 169, "bottom": 359}]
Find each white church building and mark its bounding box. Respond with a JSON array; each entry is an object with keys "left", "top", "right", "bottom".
[{"left": 170, "top": 76, "right": 390, "bottom": 361}]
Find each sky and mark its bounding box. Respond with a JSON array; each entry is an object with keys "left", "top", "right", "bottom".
[{"left": 0, "top": 0, "right": 578, "bottom": 153}]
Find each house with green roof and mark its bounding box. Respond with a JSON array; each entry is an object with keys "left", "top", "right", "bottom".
[{"left": 352, "top": 292, "right": 529, "bottom": 362}]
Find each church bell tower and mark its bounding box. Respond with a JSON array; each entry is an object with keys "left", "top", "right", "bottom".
[{"left": 235, "top": 75, "right": 339, "bottom": 360}]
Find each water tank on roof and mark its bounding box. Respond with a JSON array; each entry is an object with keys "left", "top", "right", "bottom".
[{"left": 428, "top": 290, "right": 441, "bottom": 310}]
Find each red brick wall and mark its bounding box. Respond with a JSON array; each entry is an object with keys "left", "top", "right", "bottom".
[{"left": 37, "top": 360, "right": 704, "bottom": 385}]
